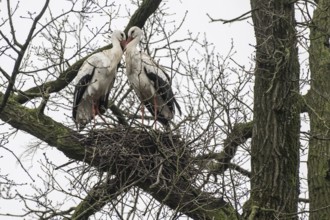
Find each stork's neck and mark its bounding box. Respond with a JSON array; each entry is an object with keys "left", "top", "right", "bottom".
[
  {"left": 124, "top": 37, "right": 142, "bottom": 75},
  {"left": 111, "top": 38, "right": 122, "bottom": 52},
  {"left": 103, "top": 39, "right": 123, "bottom": 64},
  {"left": 125, "top": 37, "right": 140, "bottom": 54}
]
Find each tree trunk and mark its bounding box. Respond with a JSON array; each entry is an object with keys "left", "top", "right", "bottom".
[
  {"left": 307, "top": 0, "right": 330, "bottom": 219},
  {"left": 249, "top": 0, "right": 300, "bottom": 219}
]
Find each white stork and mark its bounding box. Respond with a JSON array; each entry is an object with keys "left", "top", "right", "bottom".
[
  {"left": 124, "top": 26, "right": 181, "bottom": 128},
  {"left": 72, "top": 30, "right": 126, "bottom": 131}
]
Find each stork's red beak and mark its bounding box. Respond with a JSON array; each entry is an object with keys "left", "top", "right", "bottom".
[
  {"left": 120, "top": 40, "right": 127, "bottom": 51},
  {"left": 126, "top": 36, "right": 134, "bottom": 44},
  {"left": 121, "top": 36, "right": 134, "bottom": 51}
]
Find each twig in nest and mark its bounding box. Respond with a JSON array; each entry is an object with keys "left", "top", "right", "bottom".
[{"left": 150, "top": 163, "right": 163, "bottom": 188}]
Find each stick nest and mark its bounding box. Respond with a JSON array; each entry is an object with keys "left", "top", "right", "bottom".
[{"left": 82, "top": 127, "right": 193, "bottom": 184}]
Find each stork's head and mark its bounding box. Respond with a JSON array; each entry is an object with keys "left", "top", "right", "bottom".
[
  {"left": 111, "top": 30, "right": 126, "bottom": 50},
  {"left": 125, "top": 26, "right": 143, "bottom": 49}
]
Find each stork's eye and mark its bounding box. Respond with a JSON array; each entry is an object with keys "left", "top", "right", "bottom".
[{"left": 120, "top": 33, "right": 124, "bottom": 38}]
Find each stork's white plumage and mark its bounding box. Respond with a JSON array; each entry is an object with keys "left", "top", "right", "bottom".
[
  {"left": 72, "top": 30, "right": 126, "bottom": 131},
  {"left": 124, "top": 26, "right": 181, "bottom": 128}
]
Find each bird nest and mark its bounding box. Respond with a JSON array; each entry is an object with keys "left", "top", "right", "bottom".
[{"left": 82, "top": 126, "right": 193, "bottom": 185}]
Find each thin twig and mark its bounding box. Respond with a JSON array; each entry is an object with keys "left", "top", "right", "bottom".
[
  {"left": 0, "top": 0, "right": 50, "bottom": 113},
  {"left": 0, "top": 144, "right": 35, "bottom": 182},
  {"left": 206, "top": 9, "right": 257, "bottom": 24}
]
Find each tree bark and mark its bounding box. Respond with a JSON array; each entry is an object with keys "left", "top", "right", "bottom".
[
  {"left": 67, "top": 178, "right": 126, "bottom": 220},
  {"left": 307, "top": 0, "right": 330, "bottom": 219},
  {"left": 249, "top": 0, "right": 300, "bottom": 219}
]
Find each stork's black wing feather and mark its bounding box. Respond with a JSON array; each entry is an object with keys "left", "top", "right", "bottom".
[
  {"left": 144, "top": 67, "right": 182, "bottom": 125},
  {"left": 144, "top": 67, "right": 175, "bottom": 108},
  {"left": 72, "top": 67, "right": 96, "bottom": 120}
]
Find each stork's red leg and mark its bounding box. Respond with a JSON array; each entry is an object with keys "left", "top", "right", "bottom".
[{"left": 93, "top": 100, "right": 111, "bottom": 129}]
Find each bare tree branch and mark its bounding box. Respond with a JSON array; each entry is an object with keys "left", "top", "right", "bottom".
[
  {"left": 68, "top": 177, "right": 128, "bottom": 220},
  {"left": 0, "top": 0, "right": 50, "bottom": 113},
  {"left": 196, "top": 121, "right": 253, "bottom": 174},
  {"left": 6, "top": 0, "right": 22, "bottom": 48},
  {"left": 228, "top": 163, "right": 251, "bottom": 178},
  {"left": 138, "top": 177, "right": 239, "bottom": 220},
  {"left": 124, "top": 0, "right": 162, "bottom": 32},
  {"left": 206, "top": 9, "right": 257, "bottom": 24}
]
